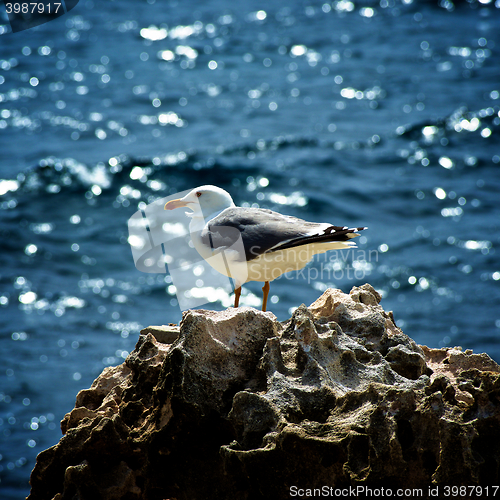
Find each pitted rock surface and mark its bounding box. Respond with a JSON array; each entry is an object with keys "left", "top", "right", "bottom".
[{"left": 28, "top": 285, "right": 500, "bottom": 500}]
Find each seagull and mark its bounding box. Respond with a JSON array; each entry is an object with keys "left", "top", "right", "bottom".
[{"left": 164, "top": 185, "right": 366, "bottom": 312}]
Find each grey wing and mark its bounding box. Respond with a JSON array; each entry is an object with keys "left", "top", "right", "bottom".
[
  {"left": 200, "top": 223, "right": 247, "bottom": 259},
  {"left": 201, "top": 207, "right": 356, "bottom": 262}
]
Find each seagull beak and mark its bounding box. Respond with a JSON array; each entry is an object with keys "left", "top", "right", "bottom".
[{"left": 164, "top": 198, "right": 191, "bottom": 210}]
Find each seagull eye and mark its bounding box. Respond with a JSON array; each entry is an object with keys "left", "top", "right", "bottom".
[{"left": 196, "top": 191, "right": 202, "bottom": 198}]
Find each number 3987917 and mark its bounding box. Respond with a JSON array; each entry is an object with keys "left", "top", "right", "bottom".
[{"left": 5, "top": 3, "right": 62, "bottom": 14}]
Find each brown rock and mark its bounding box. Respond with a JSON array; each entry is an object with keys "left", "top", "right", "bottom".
[
  {"left": 28, "top": 286, "right": 500, "bottom": 500},
  {"left": 139, "top": 324, "right": 179, "bottom": 344}
]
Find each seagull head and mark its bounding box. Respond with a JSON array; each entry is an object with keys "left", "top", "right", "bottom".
[{"left": 164, "top": 185, "right": 235, "bottom": 220}]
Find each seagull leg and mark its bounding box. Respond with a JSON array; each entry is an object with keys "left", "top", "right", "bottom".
[
  {"left": 234, "top": 286, "right": 241, "bottom": 308},
  {"left": 261, "top": 281, "right": 270, "bottom": 312}
]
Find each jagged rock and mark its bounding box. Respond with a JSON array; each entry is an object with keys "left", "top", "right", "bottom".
[
  {"left": 139, "top": 324, "right": 179, "bottom": 344},
  {"left": 28, "top": 285, "right": 500, "bottom": 500}
]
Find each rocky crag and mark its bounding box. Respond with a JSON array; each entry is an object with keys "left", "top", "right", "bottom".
[{"left": 28, "top": 285, "right": 500, "bottom": 499}]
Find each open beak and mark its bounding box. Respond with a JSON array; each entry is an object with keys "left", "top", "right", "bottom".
[{"left": 164, "top": 198, "right": 191, "bottom": 210}]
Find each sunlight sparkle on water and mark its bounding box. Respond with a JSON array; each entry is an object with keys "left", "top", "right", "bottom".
[
  {"left": 140, "top": 26, "right": 168, "bottom": 41},
  {"left": 0, "top": 179, "right": 19, "bottom": 195},
  {"left": 434, "top": 187, "right": 446, "bottom": 199},
  {"left": 439, "top": 157, "right": 454, "bottom": 169},
  {"left": 268, "top": 191, "right": 307, "bottom": 207},
  {"left": 19, "top": 292, "right": 37, "bottom": 304}
]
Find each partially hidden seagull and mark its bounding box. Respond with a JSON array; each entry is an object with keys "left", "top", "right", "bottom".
[{"left": 164, "top": 185, "right": 366, "bottom": 312}]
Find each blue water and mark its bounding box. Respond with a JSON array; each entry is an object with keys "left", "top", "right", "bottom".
[{"left": 1, "top": 0, "right": 499, "bottom": 497}]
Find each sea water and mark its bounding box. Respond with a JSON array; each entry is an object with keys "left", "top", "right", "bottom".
[{"left": 0, "top": 0, "right": 499, "bottom": 497}]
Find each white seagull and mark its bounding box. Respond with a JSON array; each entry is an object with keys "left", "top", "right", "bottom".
[{"left": 164, "top": 185, "right": 366, "bottom": 312}]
